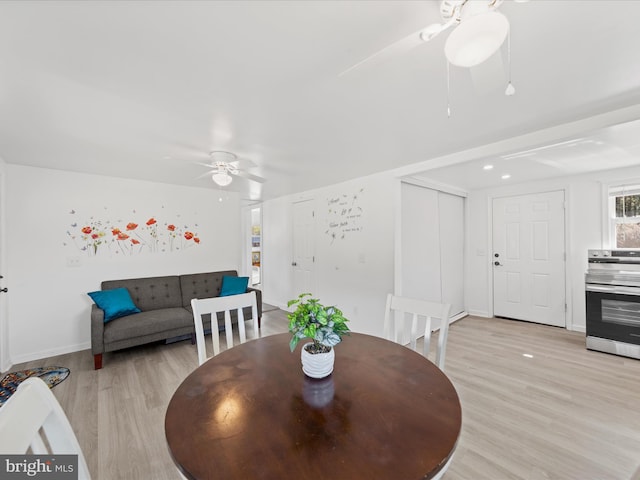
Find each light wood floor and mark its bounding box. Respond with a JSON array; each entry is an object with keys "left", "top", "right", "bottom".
[{"left": 9, "top": 312, "right": 640, "bottom": 479}]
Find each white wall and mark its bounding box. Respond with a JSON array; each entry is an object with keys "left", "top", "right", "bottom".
[
  {"left": 5, "top": 165, "right": 241, "bottom": 365},
  {"left": 465, "top": 165, "right": 640, "bottom": 331},
  {"left": 262, "top": 172, "right": 395, "bottom": 337}
]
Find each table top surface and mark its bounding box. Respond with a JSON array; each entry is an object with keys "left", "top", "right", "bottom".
[{"left": 165, "top": 332, "right": 461, "bottom": 480}]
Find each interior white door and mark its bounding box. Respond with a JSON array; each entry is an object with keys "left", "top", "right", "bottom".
[
  {"left": 492, "top": 190, "right": 565, "bottom": 327},
  {"left": 0, "top": 165, "right": 7, "bottom": 371},
  {"left": 292, "top": 200, "right": 315, "bottom": 296}
]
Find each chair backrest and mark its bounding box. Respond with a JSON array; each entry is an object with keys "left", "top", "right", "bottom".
[
  {"left": 191, "top": 291, "right": 260, "bottom": 365},
  {"left": 383, "top": 293, "right": 452, "bottom": 370},
  {"left": 0, "top": 377, "right": 91, "bottom": 479}
]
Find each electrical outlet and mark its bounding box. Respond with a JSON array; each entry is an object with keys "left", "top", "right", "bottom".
[{"left": 66, "top": 256, "right": 83, "bottom": 267}]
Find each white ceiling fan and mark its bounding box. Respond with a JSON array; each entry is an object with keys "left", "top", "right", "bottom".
[
  {"left": 339, "top": 0, "right": 527, "bottom": 75},
  {"left": 197, "top": 151, "right": 266, "bottom": 187}
]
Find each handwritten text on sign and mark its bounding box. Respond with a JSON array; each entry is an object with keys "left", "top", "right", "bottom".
[{"left": 325, "top": 188, "right": 364, "bottom": 244}]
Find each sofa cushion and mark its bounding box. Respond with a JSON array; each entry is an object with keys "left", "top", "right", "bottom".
[
  {"left": 102, "top": 276, "right": 183, "bottom": 311},
  {"left": 88, "top": 288, "right": 141, "bottom": 322},
  {"left": 179, "top": 270, "right": 238, "bottom": 307},
  {"left": 103, "top": 307, "right": 193, "bottom": 343}
]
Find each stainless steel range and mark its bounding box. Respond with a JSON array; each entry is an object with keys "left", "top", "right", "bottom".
[{"left": 586, "top": 249, "right": 640, "bottom": 359}]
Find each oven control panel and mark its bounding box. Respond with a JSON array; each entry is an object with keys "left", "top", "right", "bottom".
[{"left": 589, "top": 249, "right": 640, "bottom": 263}]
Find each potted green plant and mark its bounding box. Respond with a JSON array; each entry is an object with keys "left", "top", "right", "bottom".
[{"left": 287, "top": 293, "right": 350, "bottom": 378}]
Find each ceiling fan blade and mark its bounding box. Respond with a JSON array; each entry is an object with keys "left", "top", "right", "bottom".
[
  {"left": 196, "top": 169, "right": 216, "bottom": 180},
  {"left": 338, "top": 26, "right": 428, "bottom": 77},
  {"left": 419, "top": 22, "right": 450, "bottom": 42},
  {"left": 234, "top": 170, "right": 267, "bottom": 184},
  {"left": 196, "top": 161, "right": 216, "bottom": 169}
]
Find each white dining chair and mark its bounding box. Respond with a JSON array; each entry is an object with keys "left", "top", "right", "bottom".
[
  {"left": 0, "top": 376, "right": 91, "bottom": 480},
  {"left": 191, "top": 291, "right": 260, "bottom": 365},
  {"left": 383, "top": 293, "right": 452, "bottom": 370}
]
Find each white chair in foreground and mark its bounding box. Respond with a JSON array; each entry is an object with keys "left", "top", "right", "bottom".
[
  {"left": 0, "top": 376, "right": 91, "bottom": 480},
  {"left": 191, "top": 291, "right": 260, "bottom": 365},
  {"left": 384, "top": 293, "right": 452, "bottom": 370}
]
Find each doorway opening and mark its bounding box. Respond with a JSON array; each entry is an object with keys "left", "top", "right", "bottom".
[{"left": 251, "top": 207, "right": 262, "bottom": 287}]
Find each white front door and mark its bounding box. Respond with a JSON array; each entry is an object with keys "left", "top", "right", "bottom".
[
  {"left": 292, "top": 200, "right": 315, "bottom": 297},
  {"left": 492, "top": 190, "right": 566, "bottom": 327}
]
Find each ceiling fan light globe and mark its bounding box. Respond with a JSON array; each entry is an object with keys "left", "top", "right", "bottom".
[
  {"left": 212, "top": 172, "right": 232, "bottom": 186},
  {"left": 444, "top": 11, "right": 509, "bottom": 67}
]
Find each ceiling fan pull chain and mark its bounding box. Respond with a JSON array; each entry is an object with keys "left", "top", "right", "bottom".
[
  {"left": 447, "top": 60, "right": 451, "bottom": 118},
  {"left": 505, "top": 28, "right": 515, "bottom": 96}
]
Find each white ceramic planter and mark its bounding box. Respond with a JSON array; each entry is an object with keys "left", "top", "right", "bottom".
[{"left": 300, "top": 343, "right": 335, "bottom": 379}]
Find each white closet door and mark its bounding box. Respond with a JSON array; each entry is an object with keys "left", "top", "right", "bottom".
[
  {"left": 438, "top": 192, "right": 465, "bottom": 317},
  {"left": 400, "top": 183, "right": 465, "bottom": 332},
  {"left": 401, "top": 184, "right": 441, "bottom": 303}
]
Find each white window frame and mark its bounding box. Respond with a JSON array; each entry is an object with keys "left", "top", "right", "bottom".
[{"left": 607, "top": 183, "right": 640, "bottom": 249}]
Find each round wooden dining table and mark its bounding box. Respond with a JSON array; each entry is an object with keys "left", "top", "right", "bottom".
[{"left": 165, "top": 332, "right": 461, "bottom": 480}]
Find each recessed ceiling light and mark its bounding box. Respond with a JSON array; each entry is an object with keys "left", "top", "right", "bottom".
[
  {"left": 501, "top": 174, "right": 511, "bottom": 180},
  {"left": 483, "top": 164, "right": 494, "bottom": 170}
]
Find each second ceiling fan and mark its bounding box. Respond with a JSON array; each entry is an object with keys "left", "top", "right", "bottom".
[{"left": 198, "top": 151, "right": 266, "bottom": 187}]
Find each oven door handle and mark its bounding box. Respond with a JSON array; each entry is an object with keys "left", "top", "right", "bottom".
[{"left": 586, "top": 284, "right": 640, "bottom": 296}]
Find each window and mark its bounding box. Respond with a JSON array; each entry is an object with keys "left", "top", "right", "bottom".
[{"left": 610, "top": 185, "right": 640, "bottom": 248}]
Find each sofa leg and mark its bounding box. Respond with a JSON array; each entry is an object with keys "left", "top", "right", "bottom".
[
  {"left": 258, "top": 316, "right": 262, "bottom": 329},
  {"left": 94, "top": 354, "right": 103, "bottom": 370},
  {"left": 191, "top": 333, "right": 196, "bottom": 345}
]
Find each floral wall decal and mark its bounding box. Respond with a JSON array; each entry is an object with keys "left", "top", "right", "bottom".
[{"left": 65, "top": 208, "right": 202, "bottom": 257}]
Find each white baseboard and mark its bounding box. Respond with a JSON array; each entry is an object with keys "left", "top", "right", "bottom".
[
  {"left": 569, "top": 325, "right": 586, "bottom": 333},
  {"left": 263, "top": 299, "right": 289, "bottom": 311},
  {"left": 10, "top": 341, "right": 91, "bottom": 366},
  {"left": 467, "top": 309, "right": 491, "bottom": 318}
]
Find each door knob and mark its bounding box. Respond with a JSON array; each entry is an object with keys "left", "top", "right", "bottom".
[
  {"left": 292, "top": 262, "right": 297, "bottom": 267},
  {"left": 0, "top": 288, "right": 7, "bottom": 293},
  {"left": 494, "top": 261, "right": 502, "bottom": 266}
]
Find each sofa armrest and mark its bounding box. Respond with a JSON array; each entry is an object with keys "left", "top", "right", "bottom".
[
  {"left": 91, "top": 304, "right": 105, "bottom": 355},
  {"left": 247, "top": 287, "right": 262, "bottom": 318}
]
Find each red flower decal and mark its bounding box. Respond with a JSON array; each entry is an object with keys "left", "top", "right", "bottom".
[
  {"left": 81, "top": 226, "right": 92, "bottom": 234},
  {"left": 146, "top": 218, "right": 157, "bottom": 226},
  {"left": 91, "top": 233, "right": 99, "bottom": 240},
  {"left": 167, "top": 224, "right": 176, "bottom": 232},
  {"left": 126, "top": 223, "right": 138, "bottom": 231},
  {"left": 131, "top": 239, "right": 140, "bottom": 245},
  {"left": 111, "top": 228, "right": 121, "bottom": 236},
  {"left": 184, "top": 231, "right": 194, "bottom": 240},
  {"left": 194, "top": 237, "right": 200, "bottom": 244},
  {"left": 117, "top": 233, "right": 130, "bottom": 241}
]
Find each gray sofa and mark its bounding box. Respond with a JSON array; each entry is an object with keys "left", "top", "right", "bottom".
[{"left": 90, "top": 270, "right": 262, "bottom": 369}]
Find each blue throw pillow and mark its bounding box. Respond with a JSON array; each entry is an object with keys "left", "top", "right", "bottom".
[
  {"left": 219, "top": 276, "right": 249, "bottom": 297},
  {"left": 87, "top": 288, "right": 141, "bottom": 323}
]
